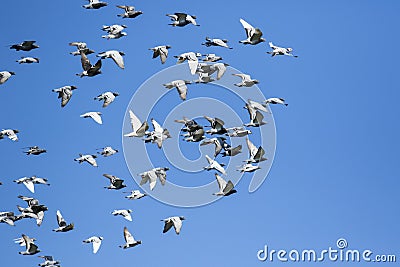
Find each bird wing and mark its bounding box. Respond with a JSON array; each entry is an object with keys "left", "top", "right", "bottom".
[
  {"left": 123, "top": 227, "right": 134, "bottom": 243},
  {"left": 176, "top": 81, "right": 188, "bottom": 100},
  {"left": 213, "top": 39, "right": 229, "bottom": 48},
  {"left": 240, "top": 18, "right": 255, "bottom": 38},
  {"left": 163, "top": 219, "right": 174, "bottom": 233},
  {"left": 80, "top": 52, "right": 92, "bottom": 71},
  {"left": 127, "top": 110, "right": 142, "bottom": 133},
  {"left": 214, "top": 64, "right": 227, "bottom": 80},
  {"left": 254, "top": 146, "right": 265, "bottom": 160},
  {"left": 172, "top": 217, "right": 183, "bottom": 234},
  {"left": 223, "top": 180, "right": 235, "bottom": 195},
  {"left": 23, "top": 180, "right": 35, "bottom": 193},
  {"left": 254, "top": 111, "right": 264, "bottom": 124},
  {"left": 215, "top": 173, "right": 227, "bottom": 191},
  {"left": 103, "top": 174, "right": 117, "bottom": 182},
  {"left": 214, "top": 117, "right": 225, "bottom": 129},
  {"left": 92, "top": 59, "right": 102, "bottom": 72},
  {"left": 89, "top": 113, "right": 102, "bottom": 124},
  {"left": 56, "top": 210, "right": 66, "bottom": 227},
  {"left": 86, "top": 155, "right": 98, "bottom": 166},
  {"left": 110, "top": 51, "right": 125, "bottom": 69},
  {"left": 200, "top": 138, "right": 215, "bottom": 146},
  {"left": 151, "top": 119, "right": 163, "bottom": 133},
  {"left": 159, "top": 47, "right": 168, "bottom": 64},
  {"left": 250, "top": 28, "right": 263, "bottom": 41},
  {"left": 248, "top": 99, "right": 268, "bottom": 112},
  {"left": 36, "top": 211, "right": 44, "bottom": 226},
  {"left": 60, "top": 90, "right": 72, "bottom": 107},
  {"left": 246, "top": 138, "right": 258, "bottom": 158},
  {"left": 92, "top": 239, "right": 101, "bottom": 254},
  {"left": 123, "top": 212, "right": 133, "bottom": 222},
  {"left": 156, "top": 170, "right": 167, "bottom": 185},
  {"left": 205, "top": 155, "right": 213, "bottom": 164},
  {"left": 147, "top": 171, "right": 158, "bottom": 190},
  {"left": 269, "top": 42, "right": 278, "bottom": 50},
  {"left": 232, "top": 73, "right": 247, "bottom": 81},
  {"left": 188, "top": 60, "right": 198, "bottom": 75}
]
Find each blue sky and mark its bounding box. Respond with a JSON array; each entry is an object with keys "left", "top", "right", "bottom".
[{"left": 1, "top": 0, "right": 399, "bottom": 266}]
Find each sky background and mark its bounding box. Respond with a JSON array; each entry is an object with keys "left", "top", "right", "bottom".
[{"left": 1, "top": 0, "right": 399, "bottom": 266}]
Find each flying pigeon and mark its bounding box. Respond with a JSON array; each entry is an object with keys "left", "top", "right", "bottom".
[
  {"left": 244, "top": 103, "right": 267, "bottom": 127},
  {"left": 112, "top": 209, "right": 132, "bottom": 221},
  {"left": 237, "top": 163, "right": 261, "bottom": 173},
  {"left": 0, "top": 71, "right": 15, "bottom": 84},
  {"left": 267, "top": 42, "right": 298, "bottom": 57},
  {"left": 161, "top": 216, "right": 185, "bottom": 235},
  {"left": 174, "top": 52, "right": 201, "bottom": 75},
  {"left": 139, "top": 167, "right": 169, "bottom": 191},
  {"left": 166, "top": 13, "right": 199, "bottom": 27},
  {"left": 76, "top": 51, "right": 102, "bottom": 77},
  {"left": 239, "top": 18, "right": 266, "bottom": 45},
  {"left": 202, "top": 53, "right": 222, "bottom": 62},
  {"left": 101, "top": 24, "right": 127, "bottom": 39},
  {"left": 117, "top": 5, "right": 143, "bottom": 18},
  {"left": 204, "top": 155, "right": 226, "bottom": 175},
  {"left": 23, "top": 146, "right": 46, "bottom": 155},
  {"left": 97, "top": 50, "right": 125, "bottom": 69},
  {"left": 18, "top": 234, "right": 40, "bottom": 255},
  {"left": 0, "top": 212, "right": 20, "bottom": 226},
  {"left": 119, "top": 227, "right": 141, "bottom": 249},
  {"left": 213, "top": 173, "right": 237, "bottom": 196},
  {"left": 14, "top": 236, "right": 36, "bottom": 247},
  {"left": 38, "top": 256, "right": 60, "bottom": 267},
  {"left": 0, "top": 129, "right": 19, "bottom": 141},
  {"left": 83, "top": 236, "right": 103, "bottom": 254},
  {"left": 53, "top": 210, "right": 74, "bottom": 232},
  {"left": 124, "top": 110, "right": 149, "bottom": 137},
  {"left": 202, "top": 37, "right": 232, "bottom": 49},
  {"left": 197, "top": 63, "right": 229, "bottom": 80},
  {"left": 103, "top": 174, "right": 127, "bottom": 190},
  {"left": 97, "top": 146, "right": 118, "bottom": 157},
  {"left": 94, "top": 91, "right": 119, "bottom": 107},
  {"left": 225, "top": 127, "right": 252, "bottom": 137},
  {"left": 232, "top": 73, "right": 259, "bottom": 87},
  {"left": 203, "top": 116, "right": 227, "bottom": 135},
  {"left": 13, "top": 176, "right": 50, "bottom": 193},
  {"left": 10, "top": 41, "right": 39, "bottom": 51},
  {"left": 264, "top": 97, "right": 288, "bottom": 106},
  {"left": 124, "top": 190, "right": 147, "bottom": 200},
  {"left": 149, "top": 45, "right": 171, "bottom": 64},
  {"left": 69, "top": 42, "right": 95, "bottom": 56},
  {"left": 163, "top": 80, "right": 192, "bottom": 101},
  {"left": 83, "top": 0, "right": 108, "bottom": 9},
  {"left": 245, "top": 138, "right": 267, "bottom": 163},
  {"left": 144, "top": 119, "right": 171, "bottom": 149},
  {"left": 80, "top": 112, "right": 102, "bottom": 124},
  {"left": 52, "top": 85, "right": 77, "bottom": 107},
  {"left": 74, "top": 154, "right": 98, "bottom": 167},
  {"left": 16, "top": 57, "right": 39, "bottom": 64}
]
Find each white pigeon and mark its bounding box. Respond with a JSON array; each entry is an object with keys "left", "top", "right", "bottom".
[
  {"left": 83, "top": 0, "right": 108, "bottom": 9},
  {"left": 10, "top": 41, "right": 39, "bottom": 51},
  {"left": 101, "top": 24, "right": 127, "bottom": 40},
  {"left": 124, "top": 110, "right": 149, "bottom": 137},
  {"left": 76, "top": 51, "right": 102, "bottom": 77},
  {"left": 0, "top": 129, "right": 19, "bottom": 141},
  {"left": 13, "top": 176, "right": 50, "bottom": 193},
  {"left": 103, "top": 174, "right": 127, "bottom": 190},
  {"left": 239, "top": 18, "right": 266, "bottom": 45},
  {"left": 38, "top": 256, "right": 60, "bottom": 267},
  {"left": 232, "top": 73, "right": 259, "bottom": 87},
  {"left": 226, "top": 127, "right": 252, "bottom": 137},
  {"left": 197, "top": 63, "right": 229, "bottom": 80},
  {"left": 52, "top": 85, "right": 77, "bottom": 107},
  {"left": 161, "top": 216, "right": 185, "bottom": 235},
  {"left": 267, "top": 42, "right": 298, "bottom": 57},
  {"left": 117, "top": 5, "right": 143, "bottom": 18},
  {"left": 83, "top": 236, "right": 103, "bottom": 254},
  {"left": 174, "top": 52, "right": 201, "bottom": 75},
  {"left": 69, "top": 42, "right": 95, "bottom": 56},
  {"left": 0, "top": 71, "right": 15, "bottom": 84},
  {"left": 97, "top": 50, "right": 125, "bottom": 69},
  {"left": 139, "top": 167, "right": 169, "bottom": 191},
  {"left": 124, "top": 190, "right": 147, "bottom": 200},
  {"left": 74, "top": 154, "right": 98, "bottom": 167},
  {"left": 18, "top": 234, "right": 40, "bottom": 255},
  {"left": 149, "top": 45, "right": 171, "bottom": 64},
  {"left": 16, "top": 57, "right": 39, "bottom": 64},
  {"left": 112, "top": 209, "right": 132, "bottom": 221},
  {"left": 203, "top": 116, "right": 227, "bottom": 135},
  {"left": 163, "top": 80, "right": 192, "bottom": 101},
  {"left": 144, "top": 119, "right": 171, "bottom": 149},
  {"left": 202, "top": 53, "right": 222, "bottom": 62},
  {"left": 119, "top": 227, "right": 141, "bottom": 249},
  {"left": 245, "top": 138, "right": 267, "bottom": 163},
  {"left": 213, "top": 173, "right": 237, "bottom": 196},
  {"left": 97, "top": 146, "right": 118, "bottom": 157},
  {"left": 80, "top": 112, "right": 102, "bottom": 124},
  {"left": 264, "top": 97, "right": 288, "bottom": 106},
  {"left": 237, "top": 163, "right": 261, "bottom": 173},
  {"left": 204, "top": 155, "right": 226, "bottom": 175},
  {"left": 94, "top": 91, "right": 119, "bottom": 107},
  {"left": 202, "top": 37, "right": 232, "bottom": 49},
  {"left": 53, "top": 210, "right": 74, "bottom": 232},
  {"left": 166, "top": 13, "right": 199, "bottom": 27}
]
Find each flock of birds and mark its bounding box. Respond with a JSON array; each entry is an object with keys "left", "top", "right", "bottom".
[{"left": 0, "top": 1, "right": 297, "bottom": 265}]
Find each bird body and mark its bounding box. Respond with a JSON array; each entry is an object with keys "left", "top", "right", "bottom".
[
  {"left": 245, "top": 138, "right": 267, "bottom": 163},
  {"left": 202, "top": 53, "right": 222, "bottom": 62},
  {"left": 124, "top": 190, "right": 147, "bottom": 200},
  {"left": 239, "top": 19, "right": 266, "bottom": 45},
  {"left": 97, "top": 146, "right": 118, "bottom": 157},
  {"left": 197, "top": 63, "right": 229, "bottom": 80},
  {"left": 23, "top": 146, "right": 46, "bottom": 155},
  {"left": 69, "top": 42, "right": 95, "bottom": 56},
  {"left": 10, "top": 41, "right": 39, "bottom": 51},
  {"left": 149, "top": 45, "right": 171, "bottom": 64},
  {"left": 52, "top": 85, "right": 77, "bottom": 107},
  {"left": 76, "top": 51, "right": 102, "bottom": 77},
  {"left": 139, "top": 167, "right": 169, "bottom": 191},
  {"left": 267, "top": 42, "right": 298, "bottom": 57},
  {"left": 232, "top": 73, "right": 259, "bottom": 87},
  {"left": 174, "top": 52, "right": 201, "bottom": 74},
  {"left": 13, "top": 176, "right": 50, "bottom": 193},
  {"left": 16, "top": 57, "right": 39, "bottom": 64},
  {"left": 83, "top": 0, "right": 108, "bottom": 9},
  {"left": 226, "top": 127, "right": 252, "bottom": 137},
  {"left": 213, "top": 173, "right": 237, "bottom": 196},
  {"left": 94, "top": 91, "right": 119, "bottom": 107},
  {"left": 202, "top": 37, "right": 232, "bottom": 49},
  {"left": 117, "top": 5, "right": 142, "bottom": 18},
  {"left": 18, "top": 234, "right": 40, "bottom": 255},
  {"left": 144, "top": 119, "right": 171, "bottom": 148},
  {"left": 112, "top": 209, "right": 132, "bottom": 221},
  {"left": 264, "top": 97, "right": 288, "bottom": 106},
  {"left": 167, "top": 13, "right": 199, "bottom": 27},
  {"left": 204, "top": 116, "right": 227, "bottom": 135},
  {"left": 74, "top": 154, "right": 98, "bottom": 167},
  {"left": 103, "top": 174, "right": 127, "bottom": 190},
  {"left": 237, "top": 163, "right": 261, "bottom": 173}
]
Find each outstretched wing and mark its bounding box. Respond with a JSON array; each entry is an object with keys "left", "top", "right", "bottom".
[
  {"left": 56, "top": 210, "right": 67, "bottom": 227},
  {"left": 110, "top": 51, "right": 124, "bottom": 69},
  {"left": 240, "top": 18, "right": 255, "bottom": 38},
  {"left": 163, "top": 219, "right": 174, "bottom": 233}
]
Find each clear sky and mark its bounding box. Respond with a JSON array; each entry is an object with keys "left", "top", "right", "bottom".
[{"left": 1, "top": 0, "right": 399, "bottom": 266}]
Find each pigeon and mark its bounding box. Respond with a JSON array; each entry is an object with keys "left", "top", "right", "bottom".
[
  {"left": 101, "top": 24, "right": 127, "bottom": 39},
  {"left": 97, "top": 50, "right": 125, "bottom": 69},
  {"left": 124, "top": 110, "right": 149, "bottom": 137},
  {"left": 76, "top": 51, "right": 102, "bottom": 77},
  {"left": 200, "top": 137, "right": 228, "bottom": 157},
  {"left": 117, "top": 5, "right": 143, "bottom": 18},
  {"left": 213, "top": 173, "right": 237, "bottom": 196},
  {"left": 38, "top": 256, "right": 60, "bottom": 267},
  {"left": 245, "top": 138, "right": 267, "bottom": 163},
  {"left": 161, "top": 216, "right": 185, "bottom": 235},
  {"left": 124, "top": 190, "right": 147, "bottom": 200},
  {"left": 80, "top": 112, "right": 102, "bottom": 124},
  {"left": 13, "top": 176, "right": 50, "bottom": 193},
  {"left": 74, "top": 154, "right": 98, "bottom": 167},
  {"left": 14, "top": 236, "right": 36, "bottom": 247},
  {"left": 247, "top": 99, "right": 269, "bottom": 113},
  {"left": 53, "top": 210, "right": 74, "bottom": 232},
  {"left": 0, "top": 71, "right": 15, "bottom": 84},
  {"left": 69, "top": 42, "right": 95, "bottom": 56},
  {"left": 52, "top": 85, "right": 77, "bottom": 107},
  {"left": 202, "top": 37, "right": 232, "bottom": 49},
  {"left": 23, "top": 146, "right": 46, "bottom": 155},
  {"left": 103, "top": 174, "right": 127, "bottom": 190},
  {"left": 174, "top": 52, "right": 201, "bottom": 75},
  {"left": 144, "top": 119, "right": 171, "bottom": 149},
  {"left": 18, "top": 234, "right": 40, "bottom": 255},
  {"left": 10, "top": 41, "right": 39, "bottom": 51},
  {"left": 139, "top": 167, "right": 169, "bottom": 191},
  {"left": 237, "top": 163, "right": 261, "bottom": 173},
  {"left": 166, "top": 13, "right": 199, "bottom": 27},
  {"left": 149, "top": 45, "right": 171, "bottom": 64},
  {"left": 225, "top": 127, "right": 252, "bottom": 137},
  {"left": 204, "top": 116, "right": 227, "bottom": 135},
  {"left": 112, "top": 209, "right": 132, "bottom": 221},
  {"left": 181, "top": 128, "right": 206, "bottom": 142},
  {"left": 267, "top": 42, "right": 298, "bottom": 57},
  {"left": 16, "top": 196, "right": 47, "bottom": 227},
  {"left": 119, "top": 227, "right": 141, "bottom": 249},
  {"left": 83, "top": 0, "right": 108, "bottom": 9},
  {"left": 239, "top": 18, "right": 266, "bottom": 45},
  {"left": 174, "top": 117, "right": 203, "bottom": 133},
  {"left": 204, "top": 155, "right": 226, "bottom": 175},
  {"left": 83, "top": 236, "right": 103, "bottom": 254},
  {"left": 232, "top": 73, "right": 259, "bottom": 87},
  {"left": 18, "top": 210, "right": 45, "bottom": 227},
  {"left": 97, "top": 146, "right": 118, "bottom": 157},
  {"left": 94, "top": 91, "right": 119, "bottom": 107},
  {"left": 197, "top": 63, "right": 229, "bottom": 80},
  {"left": 202, "top": 53, "right": 222, "bottom": 62},
  {"left": 16, "top": 57, "right": 39, "bottom": 64},
  {"left": 163, "top": 80, "right": 192, "bottom": 101},
  {"left": 244, "top": 103, "right": 267, "bottom": 127},
  {"left": 0, "top": 129, "right": 19, "bottom": 141},
  {"left": 0, "top": 212, "right": 20, "bottom": 226},
  {"left": 264, "top": 97, "right": 288, "bottom": 106}
]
